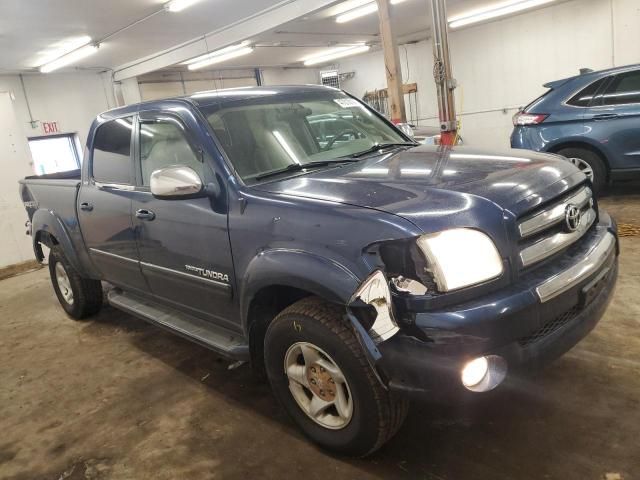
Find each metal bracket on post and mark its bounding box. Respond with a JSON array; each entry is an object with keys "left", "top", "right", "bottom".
[{"left": 430, "top": 0, "right": 458, "bottom": 144}]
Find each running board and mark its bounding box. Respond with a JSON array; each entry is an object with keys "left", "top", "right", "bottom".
[{"left": 107, "top": 289, "right": 249, "bottom": 360}]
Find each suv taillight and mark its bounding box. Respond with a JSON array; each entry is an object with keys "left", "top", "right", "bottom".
[{"left": 512, "top": 112, "right": 549, "bottom": 126}]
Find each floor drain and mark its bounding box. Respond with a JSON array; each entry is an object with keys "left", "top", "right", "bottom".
[{"left": 618, "top": 223, "right": 640, "bottom": 237}]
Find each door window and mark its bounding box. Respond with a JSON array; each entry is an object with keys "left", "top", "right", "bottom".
[
  {"left": 139, "top": 119, "right": 204, "bottom": 186},
  {"left": 601, "top": 71, "right": 640, "bottom": 106},
  {"left": 566, "top": 78, "right": 607, "bottom": 107},
  {"left": 92, "top": 117, "right": 133, "bottom": 184}
]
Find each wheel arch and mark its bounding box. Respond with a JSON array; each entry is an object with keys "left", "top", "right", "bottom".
[
  {"left": 240, "top": 249, "right": 361, "bottom": 372},
  {"left": 546, "top": 140, "right": 611, "bottom": 172},
  {"left": 31, "top": 209, "right": 85, "bottom": 275}
]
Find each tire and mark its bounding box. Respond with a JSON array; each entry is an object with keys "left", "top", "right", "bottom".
[
  {"left": 557, "top": 147, "right": 607, "bottom": 194},
  {"left": 49, "top": 245, "right": 103, "bottom": 320},
  {"left": 264, "top": 297, "right": 408, "bottom": 457}
]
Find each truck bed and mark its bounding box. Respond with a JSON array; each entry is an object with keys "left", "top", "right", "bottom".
[{"left": 23, "top": 169, "right": 81, "bottom": 181}]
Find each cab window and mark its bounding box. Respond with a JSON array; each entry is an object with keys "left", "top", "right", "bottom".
[
  {"left": 139, "top": 118, "right": 204, "bottom": 186},
  {"left": 92, "top": 117, "right": 133, "bottom": 184}
]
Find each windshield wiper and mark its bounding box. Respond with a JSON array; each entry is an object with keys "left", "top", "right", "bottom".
[
  {"left": 254, "top": 159, "right": 359, "bottom": 181},
  {"left": 346, "top": 142, "right": 418, "bottom": 159}
]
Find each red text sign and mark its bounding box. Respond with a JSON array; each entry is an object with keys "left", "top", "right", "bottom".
[{"left": 42, "top": 121, "right": 60, "bottom": 134}]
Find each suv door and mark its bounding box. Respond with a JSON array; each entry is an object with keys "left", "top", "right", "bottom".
[
  {"left": 78, "top": 116, "right": 148, "bottom": 292},
  {"left": 130, "top": 111, "right": 237, "bottom": 331},
  {"left": 583, "top": 69, "right": 640, "bottom": 171}
]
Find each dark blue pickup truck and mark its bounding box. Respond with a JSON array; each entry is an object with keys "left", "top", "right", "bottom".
[{"left": 20, "top": 85, "right": 618, "bottom": 456}]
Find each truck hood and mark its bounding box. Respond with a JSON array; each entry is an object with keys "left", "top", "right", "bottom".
[{"left": 251, "top": 145, "right": 586, "bottom": 233}]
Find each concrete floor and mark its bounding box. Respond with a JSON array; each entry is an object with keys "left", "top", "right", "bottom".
[{"left": 1, "top": 188, "right": 639, "bottom": 480}]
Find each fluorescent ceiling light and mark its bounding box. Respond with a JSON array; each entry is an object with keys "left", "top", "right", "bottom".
[
  {"left": 303, "top": 45, "right": 371, "bottom": 66},
  {"left": 182, "top": 41, "right": 251, "bottom": 65},
  {"left": 34, "top": 36, "right": 92, "bottom": 67},
  {"left": 39, "top": 43, "right": 99, "bottom": 73},
  {"left": 165, "top": 0, "right": 203, "bottom": 12},
  {"left": 448, "top": 0, "right": 556, "bottom": 28},
  {"left": 335, "top": 0, "right": 407, "bottom": 23},
  {"left": 188, "top": 46, "right": 254, "bottom": 70}
]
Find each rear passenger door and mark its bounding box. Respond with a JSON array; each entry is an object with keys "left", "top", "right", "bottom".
[
  {"left": 78, "top": 116, "right": 148, "bottom": 292},
  {"left": 130, "top": 111, "right": 237, "bottom": 330},
  {"left": 583, "top": 70, "right": 640, "bottom": 170}
]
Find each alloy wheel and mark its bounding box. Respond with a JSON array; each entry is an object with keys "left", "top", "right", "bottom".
[
  {"left": 284, "top": 341, "right": 353, "bottom": 430},
  {"left": 55, "top": 263, "right": 74, "bottom": 305},
  {"left": 568, "top": 157, "right": 594, "bottom": 183}
]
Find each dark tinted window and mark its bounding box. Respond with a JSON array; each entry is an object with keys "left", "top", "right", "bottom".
[
  {"left": 139, "top": 119, "right": 203, "bottom": 186},
  {"left": 92, "top": 117, "right": 133, "bottom": 184},
  {"left": 566, "top": 78, "right": 607, "bottom": 107},
  {"left": 602, "top": 70, "right": 640, "bottom": 106}
]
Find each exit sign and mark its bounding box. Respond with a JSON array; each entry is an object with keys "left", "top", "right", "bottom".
[{"left": 42, "top": 121, "right": 60, "bottom": 134}]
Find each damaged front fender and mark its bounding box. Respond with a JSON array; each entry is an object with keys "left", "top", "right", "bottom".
[{"left": 348, "top": 270, "right": 399, "bottom": 344}]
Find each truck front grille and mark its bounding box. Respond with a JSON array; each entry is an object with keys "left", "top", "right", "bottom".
[{"left": 517, "top": 185, "right": 595, "bottom": 269}]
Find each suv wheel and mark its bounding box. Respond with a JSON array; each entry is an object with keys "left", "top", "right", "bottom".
[
  {"left": 558, "top": 147, "right": 606, "bottom": 194},
  {"left": 49, "top": 245, "right": 103, "bottom": 319},
  {"left": 264, "top": 297, "right": 408, "bottom": 457}
]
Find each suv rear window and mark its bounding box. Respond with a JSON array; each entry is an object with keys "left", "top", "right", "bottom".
[
  {"left": 566, "top": 78, "right": 607, "bottom": 107},
  {"left": 92, "top": 117, "right": 133, "bottom": 184},
  {"left": 602, "top": 70, "right": 640, "bottom": 106}
]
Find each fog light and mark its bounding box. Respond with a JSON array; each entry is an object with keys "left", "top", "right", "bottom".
[
  {"left": 460, "top": 355, "right": 507, "bottom": 392},
  {"left": 462, "top": 357, "right": 489, "bottom": 387}
]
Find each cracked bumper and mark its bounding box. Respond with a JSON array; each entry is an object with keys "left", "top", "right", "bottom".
[{"left": 374, "top": 218, "right": 619, "bottom": 397}]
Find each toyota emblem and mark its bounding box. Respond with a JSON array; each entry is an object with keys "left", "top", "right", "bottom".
[{"left": 565, "top": 204, "right": 581, "bottom": 232}]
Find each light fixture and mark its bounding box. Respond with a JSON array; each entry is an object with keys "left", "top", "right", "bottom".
[
  {"left": 303, "top": 45, "right": 370, "bottom": 66},
  {"left": 448, "top": 0, "right": 556, "bottom": 29},
  {"left": 39, "top": 43, "right": 99, "bottom": 73},
  {"left": 164, "top": 0, "right": 203, "bottom": 13},
  {"left": 335, "top": 0, "right": 408, "bottom": 23},
  {"left": 187, "top": 46, "right": 254, "bottom": 70},
  {"left": 182, "top": 41, "right": 251, "bottom": 65}
]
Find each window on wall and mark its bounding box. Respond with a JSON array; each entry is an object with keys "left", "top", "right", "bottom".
[{"left": 28, "top": 134, "right": 82, "bottom": 175}]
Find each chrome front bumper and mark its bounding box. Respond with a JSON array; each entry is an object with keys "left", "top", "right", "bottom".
[{"left": 536, "top": 230, "right": 616, "bottom": 303}]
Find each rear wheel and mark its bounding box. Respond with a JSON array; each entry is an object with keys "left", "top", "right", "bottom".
[
  {"left": 557, "top": 147, "right": 607, "bottom": 194},
  {"left": 264, "top": 297, "right": 408, "bottom": 457},
  {"left": 49, "top": 246, "right": 103, "bottom": 319}
]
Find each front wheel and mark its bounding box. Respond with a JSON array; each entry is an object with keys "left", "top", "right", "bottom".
[
  {"left": 558, "top": 147, "right": 607, "bottom": 194},
  {"left": 49, "top": 246, "right": 103, "bottom": 319},
  {"left": 264, "top": 297, "right": 408, "bottom": 457}
]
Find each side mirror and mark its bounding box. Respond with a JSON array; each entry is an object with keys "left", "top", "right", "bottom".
[{"left": 150, "top": 166, "right": 204, "bottom": 199}]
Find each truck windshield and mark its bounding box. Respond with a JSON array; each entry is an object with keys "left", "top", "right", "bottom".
[{"left": 198, "top": 90, "right": 408, "bottom": 183}]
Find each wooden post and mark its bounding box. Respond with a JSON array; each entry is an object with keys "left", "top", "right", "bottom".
[{"left": 376, "top": 0, "right": 406, "bottom": 124}]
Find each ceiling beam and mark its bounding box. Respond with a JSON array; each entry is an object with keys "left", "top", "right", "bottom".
[{"left": 113, "top": 0, "right": 341, "bottom": 81}]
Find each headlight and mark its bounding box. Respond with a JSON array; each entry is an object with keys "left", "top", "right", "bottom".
[{"left": 416, "top": 228, "right": 503, "bottom": 292}]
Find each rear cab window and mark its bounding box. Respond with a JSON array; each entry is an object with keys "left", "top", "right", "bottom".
[{"left": 92, "top": 117, "right": 134, "bottom": 184}]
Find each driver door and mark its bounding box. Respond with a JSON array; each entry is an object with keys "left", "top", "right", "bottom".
[{"left": 130, "top": 111, "right": 238, "bottom": 331}]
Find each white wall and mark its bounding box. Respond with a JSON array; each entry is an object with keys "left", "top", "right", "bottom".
[
  {"left": 0, "top": 93, "right": 36, "bottom": 267},
  {"left": 0, "top": 71, "right": 115, "bottom": 268},
  {"left": 262, "top": 67, "right": 321, "bottom": 86},
  {"left": 337, "top": 0, "right": 640, "bottom": 149},
  {"left": 0, "top": 72, "right": 115, "bottom": 151}
]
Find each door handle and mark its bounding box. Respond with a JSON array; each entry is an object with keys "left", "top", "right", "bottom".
[
  {"left": 79, "top": 202, "right": 93, "bottom": 211},
  {"left": 592, "top": 113, "right": 618, "bottom": 121},
  {"left": 135, "top": 209, "right": 156, "bottom": 221}
]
